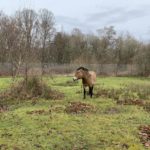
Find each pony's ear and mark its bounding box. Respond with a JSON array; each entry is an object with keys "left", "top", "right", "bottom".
[
  {"left": 77, "top": 67, "right": 88, "bottom": 71},
  {"left": 83, "top": 67, "right": 89, "bottom": 71}
]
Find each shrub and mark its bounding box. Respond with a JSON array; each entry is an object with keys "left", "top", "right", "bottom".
[
  {"left": 95, "top": 83, "right": 150, "bottom": 101},
  {"left": 143, "top": 102, "right": 150, "bottom": 112},
  {"left": 125, "top": 83, "right": 150, "bottom": 100},
  {"left": 0, "top": 77, "right": 64, "bottom": 102}
]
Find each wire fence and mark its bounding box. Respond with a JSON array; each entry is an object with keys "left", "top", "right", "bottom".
[{"left": 0, "top": 63, "right": 144, "bottom": 76}]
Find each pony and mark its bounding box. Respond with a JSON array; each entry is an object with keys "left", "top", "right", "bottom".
[{"left": 73, "top": 67, "right": 96, "bottom": 99}]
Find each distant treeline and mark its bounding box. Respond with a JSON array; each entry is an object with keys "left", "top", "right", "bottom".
[{"left": 0, "top": 8, "right": 150, "bottom": 76}]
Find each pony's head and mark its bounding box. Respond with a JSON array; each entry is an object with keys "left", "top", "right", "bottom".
[{"left": 73, "top": 67, "right": 89, "bottom": 81}]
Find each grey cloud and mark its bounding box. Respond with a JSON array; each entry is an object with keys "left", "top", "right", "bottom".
[
  {"left": 105, "top": 9, "right": 148, "bottom": 25},
  {"left": 86, "top": 7, "right": 150, "bottom": 25},
  {"left": 55, "top": 15, "right": 94, "bottom": 32},
  {"left": 56, "top": 16, "right": 79, "bottom": 26},
  {"left": 86, "top": 7, "right": 125, "bottom": 22}
]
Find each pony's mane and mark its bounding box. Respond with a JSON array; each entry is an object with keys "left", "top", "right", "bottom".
[{"left": 77, "top": 67, "right": 89, "bottom": 71}]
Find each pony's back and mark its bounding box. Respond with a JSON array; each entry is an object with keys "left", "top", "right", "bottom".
[{"left": 89, "top": 71, "right": 96, "bottom": 85}]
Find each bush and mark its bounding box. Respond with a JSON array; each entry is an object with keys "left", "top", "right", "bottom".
[
  {"left": 125, "top": 83, "right": 150, "bottom": 100},
  {"left": 0, "top": 77, "right": 64, "bottom": 101},
  {"left": 95, "top": 83, "right": 150, "bottom": 104},
  {"left": 143, "top": 102, "right": 150, "bottom": 112}
]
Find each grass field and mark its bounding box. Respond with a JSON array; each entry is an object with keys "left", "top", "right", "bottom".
[{"left": 0, "top": 76, "right": 150, "bottom": 150}]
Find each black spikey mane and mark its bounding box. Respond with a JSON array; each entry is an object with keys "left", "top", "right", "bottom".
[{"left": 77, "top": 67, "right": 89, "bottom": 71}]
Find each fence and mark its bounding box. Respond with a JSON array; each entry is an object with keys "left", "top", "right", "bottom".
[{"left": 0, "top": 63, "right": 144, "bottom": 76}]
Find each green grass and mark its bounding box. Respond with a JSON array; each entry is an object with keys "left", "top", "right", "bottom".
[
  {"left": 0, "top": 76, "right": 150, "bottom": 150},
  {"left": 0, "top": 77, "right": 13, "bottom": 90}
]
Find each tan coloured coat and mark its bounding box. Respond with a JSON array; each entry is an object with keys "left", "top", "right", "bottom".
[{"left": 82, "top": 71, "right": 96, "bottom": 87}]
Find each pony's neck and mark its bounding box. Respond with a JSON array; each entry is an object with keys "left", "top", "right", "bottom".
[{"left": 82, "top": 71, "right": 89, "bottom": 80}]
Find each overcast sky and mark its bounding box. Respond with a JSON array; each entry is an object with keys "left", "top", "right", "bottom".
[{"left": 1, "top": 0, "right": 150, "bottom": 41}]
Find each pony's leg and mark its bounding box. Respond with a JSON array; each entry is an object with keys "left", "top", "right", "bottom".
[
  {"left": 84, "top": 87, "right": 86, "bottom": 99},
  {"left": 90, "top": 86, "right": 94, "bottom": 98},
  {"left": 89, "top": 87, "right": 92, "bottom": 97},
  {"left": 88, "top": 87, "right": 91, "bottom": 95}
]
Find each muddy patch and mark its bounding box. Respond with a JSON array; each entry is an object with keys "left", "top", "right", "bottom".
[
  {"left": 13, "top": 146, "right": 21, "bottom": 150},
  {"left": 0, "top": 105, "right": 8, "bottom": 113},
  {"left": 117, "top": 99, "right": 145, "bottom": 106},
  {"left": 139, "top": 125, "right": 150, "bottom": 148},
  {"left": 104, "top": 107, "right": 121, "bottom": 114},
  {"left": 65, "top": 102, "right": 94, "bottom": 114},
  {"left": 0, "top": 144, "right": 8, "bottom": 150}
]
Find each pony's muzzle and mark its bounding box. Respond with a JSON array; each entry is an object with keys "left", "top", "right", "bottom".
[{"left": 73, "top": 77, "right": 78, "bottom": 81}]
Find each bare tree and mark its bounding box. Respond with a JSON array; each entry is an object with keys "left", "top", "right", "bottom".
[
  {"left": 15, "top": 9, "right": 38, "bottom": 82},
  {"left": 0, "top": 12, "right": 9, "bottom": 64},
  {"left": 0, "top": 8, "right": 150, "bottom": 76},
  {"left": 70, "top": 28, "right": 86, "bottom": 62},
  {"left": 95, "top": 26, "right": 116, "bottom": 74},
  {"left": 38, "top": 9, "right": 55, "bottom": 75},
  {"left": 136, "top": 44, "right": 150, "bottom": 76}
]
